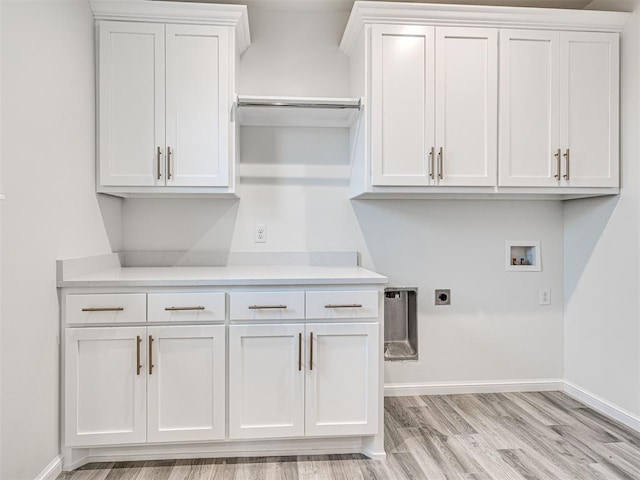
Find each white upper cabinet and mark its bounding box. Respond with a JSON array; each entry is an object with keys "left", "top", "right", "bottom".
[
  {"left": 371, "top": 25, "right": 435, "bottom": 186},
  {"left": 341, "top": 2, "right": 627, "bottom": 199},
  {"left": 435, "top": 28, "right": 497, "bottom": 187},
  {"left": 165, "top": 25, "right": 229, "bottom": 187},
  {"left": 98, "top": 22, "right": 165, "bottom": 187},
  {"left": 371, "top": 25, "right": 497, "bottom": 187},
  {"left": 500, "top": 30, "right": 619, "bottom": 188},
  {"left": 561, "top": 32, "right": 619, "bottom": 187},
  {"left": 91, "top": 0, "right": 250, "bottom": 197}
]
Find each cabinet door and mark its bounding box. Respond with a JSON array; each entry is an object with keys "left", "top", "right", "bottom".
[
  {"left": 371, "top": 25, "right": 435, "bottom": 186},
  {"left": 147, "top": 325, "right": 225, "bottom": 442},
  {"left": 65, "top": 327, "right": 146, "bottom": 446},
  {"left": 560, "top": 32, "right": 619, "bottom": 187},
  {"left": 165, "top": 25, "right": 230, "bottom": 187},
  {"left": 435, "top": 28, "right": 497, "bottom": 186},
  {"left": 499, "top": 30, "right": 561, "bottom": 187},
  {"left": 229, "top": 324, "right": 305, "bottom": 439},
  {"left": 98, "top": 21, "right": 165, "bottom": 187},
  {"left": 305, "top": 323, "right": 378, "bottom": 437}
]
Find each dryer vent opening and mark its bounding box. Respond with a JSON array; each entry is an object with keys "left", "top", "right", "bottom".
[{"left": 384, "top": 288, "right": 418, "bottom": 361}]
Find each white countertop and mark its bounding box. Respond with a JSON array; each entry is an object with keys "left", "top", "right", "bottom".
[{"left": 58, "top": 265, "right": 388, "bottom": 288}]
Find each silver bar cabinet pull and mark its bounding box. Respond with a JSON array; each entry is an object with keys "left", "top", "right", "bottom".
[
  {"left": 563, "top": 148, "right": 570, "bottom": 180},
  {"left": 82, "top": 307, "right": 124, "bottom": 312},
  {"left": 167, "top": 146, "right": 173, "bottom": 180},
  {"left": 157, "top": 146, "right": 162, "bottom": 180},
  {"left": 428, "top": 147, "right": 435, "bottom": 179},
  {"left": 438, "top": 147, "right": 444, "bottom": 180},
  {"left": 136, "top": 336, "right": 142, "bottom": 376},
  {"left": 164, "top": 306, "right": 205, "bottom": 312},
  {"left": 148, "top": 335, "right": 154, "bottom": 375},
  {"left": 248, "top": 305, "right": 287, "bottom": 310},
  {"left": 298, "top": 333, "right": 302, "bottom": 371},
  {"left": 309, "top": 332, "right": 314, "bottom": 371},
  {"left": 324, "top": 304, "right": 363, "bottom": 309},
  {"left": 554, "top": 149, "right": 561, "bottom": 179}
]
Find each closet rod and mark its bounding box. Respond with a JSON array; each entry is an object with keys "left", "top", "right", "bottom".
[{"left": 237, "top": 99, "right": 362, "bottom": 110}]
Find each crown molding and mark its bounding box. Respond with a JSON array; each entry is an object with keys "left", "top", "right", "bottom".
[
  {"left": 89, "top": 0, "right": 251, "bottom": 53},
  {"left": 340, "top": 1, "right": 630, "bottom": 55}
]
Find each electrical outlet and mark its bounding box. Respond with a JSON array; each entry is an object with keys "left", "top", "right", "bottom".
[
  {"left": 539, "top": 288, "right": 551, "bottom": 305},
  {"left": 254, "top": 224, "right": 266, "bottom": 243},
  {"left": 435, "top": 289, "right": 451, "bottom": 305}
]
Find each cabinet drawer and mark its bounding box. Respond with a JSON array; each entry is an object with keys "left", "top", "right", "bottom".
[
  {"left": 148, "top": 292, "right": 225, "bottom": 323},
  {"left": 229, "top": 292, "right": 305, "bottom": 321},
  {"left": 66, "top": 294, "right": 147, "bottom": 324},
  {"left": 305, "top": 291, "right": 378, "bottom": 319}
]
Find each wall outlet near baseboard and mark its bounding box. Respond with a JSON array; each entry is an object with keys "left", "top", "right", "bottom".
[
  {"left": 539, "top": 288, "right": 551, "bottom": 305},
  {"left": 254, "top": 224, "right": 266, "bottom": 243}
]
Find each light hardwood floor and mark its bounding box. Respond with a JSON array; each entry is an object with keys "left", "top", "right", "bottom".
[{"left": 58, "top": 392, "right": 640, "bottom": 479}]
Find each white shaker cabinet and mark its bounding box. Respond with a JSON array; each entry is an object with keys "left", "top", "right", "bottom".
[
  {"left": 91, "top": 0, "right": 250, "bottom": 197},
  {"left": 370, "top": 25, "right": 497, "bottom": 187},
  {"left": 228, "top": 321, "right": 379, "bottom": 440},
  {"left": 65, "top": 327, "right": 147, "bottom": 447},
  {"left": 228, "top": 324, "right": 305, "bottom": 439},
  {"left": 98, "top": 21, "right": 230, "bottom": 191},
  {"left": 499, "top": 30, "right": 619, "bottom": 187},
  {"left": 147, "top": 325, "right": 226, "bottom": 443}
]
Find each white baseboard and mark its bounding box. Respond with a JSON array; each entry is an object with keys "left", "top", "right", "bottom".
[
  {"left": 563, "top": 381, "right": 640, "bottom": 433},
  {"left": 384, "top": 378, "right": 564, "bottom": 397},
  {"left": 34, "top": 456, "right": 62, "bottom": 480}
]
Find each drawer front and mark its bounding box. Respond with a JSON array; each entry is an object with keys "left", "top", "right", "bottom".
[
  {"left": 66, "top": 294, "right": 147, "bottom": 324},
  {"left": 305, "top": 290, "right": 378, "bottom": 319},
  {"left": 229, "top": 292, "right": 305, "bottom": 321},
  {"left": 148, "top": 292, "right": 225, "bottom": 323}
]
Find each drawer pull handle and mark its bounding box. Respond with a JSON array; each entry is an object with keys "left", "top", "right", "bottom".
[
  {"left": 324, "top": 304, "right": 363, "bottom": 309},
  {"left": 148, "top": 335, "right": 154, "bottom": 375},
  {"left": 82, "top": 307, "right": 124, "bottom": 312},
  {"left": 248, "top": 305, "right": 288, "bottom": 310},
  {"left": 136, "top": 336, "right": 142, "bottom": 375},
  {"left": 164, "top": 306, "right": 205, "bottom": 311}
]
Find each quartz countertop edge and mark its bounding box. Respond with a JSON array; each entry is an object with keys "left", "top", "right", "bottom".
[{"left": 57, "top": 265, "right": 388, "bottom": 288}]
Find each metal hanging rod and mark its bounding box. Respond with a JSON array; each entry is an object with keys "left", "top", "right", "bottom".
[{"left": 236, "top": 97, "right": 362, "bottom": 111}]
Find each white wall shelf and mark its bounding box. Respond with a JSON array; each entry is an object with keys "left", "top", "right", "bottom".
[{"left": 236, "top": 95, "right": 362, "bottom": 128}]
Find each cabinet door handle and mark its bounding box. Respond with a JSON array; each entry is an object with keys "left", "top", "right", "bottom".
[
  {"left": 248, "top": 305, "right": 287, "bottom": 310},
  {"left": 157, "top": 146, "right": 162, "bottom": 180},
  {"left": 164, "top": 306, "right": 205, "bottom": 311},
  {"left": 438, "top": 147, "right": 444, "bottom": 180},
  {"left": 554, "top": 149, "right": 561, "bottom": 179},
  {"left": 148, "top": 335, "right": 154, "bottom": 375},
  {"left": 298, "top": 332, "right": 302, "bottom": 371},
  {"left": 324, "top": 304, "right": 363, "bottom": 309},
  {"left": 136, "top": 336, "right": 142, "bottom": 375},
  {"left": 563, "top": 148, "right": 570, "bottom": 180},
  {"left": 81, "top": 307, "right": 124, "bottom": 312},
  {"left": 428, "top": 147, "right": 435, "bottom": 179},
  {"left": 167, "top": 146, "right": 173, "bottom": 180},
  {"left": 309, "top": 331, "right": 314, "bottom": 371}
]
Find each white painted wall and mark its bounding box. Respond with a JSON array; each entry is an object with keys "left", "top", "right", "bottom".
[
  {"left": 122, "top": 5, "right": 565, "bottom": 387},
  {"left": 0, "top": 1, "right": 119, "bottom": 479},
  {"left": 563, "top": 0, "right": 640, "bottom": 417}
]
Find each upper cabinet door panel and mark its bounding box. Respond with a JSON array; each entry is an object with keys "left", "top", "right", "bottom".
[
  {"left": 165, "top": 25, "right": 230, "bottom": 187},
  {"left": 371, "top": 25, "right": 435, "bottom": 186},
  {"left": 499, "top": 30, "right": 561, "bottom": 187},
  {"left": 561, "top": 32, "right": 619, "bottom": 187},
  {"left": 435, "top": 27, "right": 497, "bottom": 187},
  {"left": 99, "top": 21, "right": 165, "bottom": 187}
]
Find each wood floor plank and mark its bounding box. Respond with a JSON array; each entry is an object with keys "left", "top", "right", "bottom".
[{"left": 58, "top": 392, "right": 640, "bottom": 480}]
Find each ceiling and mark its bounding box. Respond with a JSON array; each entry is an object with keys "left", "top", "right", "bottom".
[{"left": 165, "top": 0, "right": 636, "bottom": 12}]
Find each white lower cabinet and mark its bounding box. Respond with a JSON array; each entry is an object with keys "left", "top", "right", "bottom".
[
  {"left": 65, "top": 325, "right": 226, "bottom": 447},
  {"left": 229, "top": 322, "right": 379, "bottom": 440}
]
